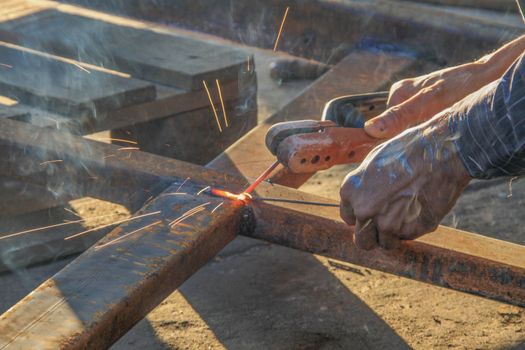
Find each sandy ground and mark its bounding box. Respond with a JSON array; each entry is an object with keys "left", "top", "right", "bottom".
[{"left": 1, "top": 21, "right": 524, "bottom": 350}]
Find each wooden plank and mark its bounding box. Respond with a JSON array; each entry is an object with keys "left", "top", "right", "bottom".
[
  {"left": 114, "top": 98, "right": 256, "bottom": 165},
  {"left": 208, "top": 49, "right": 416, "bottom": 187},
  {"left": 0, "top": 43, "right": 156, "bottom": 120},
  {"left": 0, "top": 123, "right": 524, "bottom": 348},
  {"left": 0, "top": 10, "right": 249, "bottom": 90}
]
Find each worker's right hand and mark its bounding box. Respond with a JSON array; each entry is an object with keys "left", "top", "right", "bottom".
[{"left": 364, "top": 61, "right": 491, "bottom": 139}]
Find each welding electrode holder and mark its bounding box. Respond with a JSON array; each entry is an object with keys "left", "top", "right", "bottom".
[{"left": 265, "top": 92, "right": 389, "bottom": 173}]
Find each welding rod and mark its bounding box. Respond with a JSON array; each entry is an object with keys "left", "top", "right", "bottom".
[
  {"left": 243, "top": 160, "right": 281, "bottom": 194},
  {"left": 253, "top": 197, "right": 340, "bottom": 207}
]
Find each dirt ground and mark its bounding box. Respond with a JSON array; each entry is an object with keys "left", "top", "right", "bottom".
[{"left": 1, "top": 32, "right": 525, "bottom": 350}]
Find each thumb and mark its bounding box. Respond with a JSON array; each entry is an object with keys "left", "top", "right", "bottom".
[{"left": 365, "top": 82, "right": 444, "bottom": 139}]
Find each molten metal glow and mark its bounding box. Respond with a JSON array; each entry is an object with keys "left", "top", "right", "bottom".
[{"left": 210, "top": 188, "right": 252, "bottom": 202}]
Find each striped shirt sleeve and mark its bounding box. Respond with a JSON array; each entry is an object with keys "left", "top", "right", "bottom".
[{"left": 449, "top": 52, "right": 525, "bottom": 179}]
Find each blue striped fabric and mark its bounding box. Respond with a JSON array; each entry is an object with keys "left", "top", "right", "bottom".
[{"left": 450, "top": 53, "right": 525, "bottom": 179}]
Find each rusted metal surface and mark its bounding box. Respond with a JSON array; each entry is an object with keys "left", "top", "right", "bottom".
[
  {"left": 266, "top": 120, "right": 379, "bottom": 173},
  {"left": 0, "top": 118, "right": 245, "bottom": 272},
  {"left": 1, "top": 119, "right": 525, "bottom": 348},
  {"left": 2, "top": 117, "right": 525, "bottom": 309},
  {"left": 0, "top": 180, "right": 249, "bottom": 349},
  {"left": 248, "top": 187, "right": 525, "bottom": 307}
]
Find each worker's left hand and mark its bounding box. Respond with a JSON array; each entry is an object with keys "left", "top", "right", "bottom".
[{"left": 339, "top": 111, "right": 471, "bottom": 250}]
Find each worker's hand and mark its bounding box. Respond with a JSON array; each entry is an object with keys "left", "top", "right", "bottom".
[
  {"left": 340, "top": 111, "right": 471, "bottom": 250},
  {"left": 365, "top": 61, "right": 491, "bottom": 139}
]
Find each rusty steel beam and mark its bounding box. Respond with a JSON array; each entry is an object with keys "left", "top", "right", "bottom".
[
  {"left": 0, "top": 179, "right": 249, "bottom": 349},
  {"left": 1, "top": 169, "right": 524, "bottom": 349},
  {"left": 1, "top": 117, "right": 525, "bottom": 306},
  {"left": 248, "top": 186, "right": 525, "bottom": 307}
]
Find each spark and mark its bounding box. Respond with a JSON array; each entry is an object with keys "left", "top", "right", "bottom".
[
  {"left": 0, "top": 40, "right": 129, "bottom": 78},
  {"left": 215, "top": 79, "right": 229, "bottom": 128},
  {"left": 517, "top": 0, "right": 525, "bottom": 23},
  {"left": 90, "top": 137, "right": 137, "bottom": 145},
  {"left": 64, "top": 211, "right": 161, "bottom": 240},
  {"left": 246, "top": 56, "right": 251, "bottom": 72},
  {"left": 0, "top": 213, "right": 118, "bottom": 241},
  {"left": 39, "top": 159, "right": 63, "bottom": 166},
  {"left": 95, "top": 220, "right": 162, "bottom": 249},
  {"left": 0, "top": 63, "right": 12, "bottom": 68},
  {"left": 197, "top": 186, "right": 211, "bottom": 196},
  {"left": 103, "top": 154, "right": 116, "bottom": 160},
  {"left": 508, "top": 176, "right": 519, "bottom": 198},
  {"left": 175, "top": 177, "right": 190, "bottom": 193},
  {"left": 161, "top": 192, "right": 188, "bottom": 196},
  {"left": 169, "top": 207, "right": 206, "bottom": 227},
  {"left": 63, "top": 207, "right": 81, "bottom": 218},
  {"left": 273, "top": 6, "right": 290, "bottom": 52},
  {"left": 117, "top": 147, "right": 140, "bottom": 151},
  {"left": 169, "top": 202, "right": 211, "bottom": 227},
  {"left": 0, "top": 95, "right": 17, "bottom": 106},
  {"left": 211, "top": 202, "right": 224, "bottom": 213},
  {"left": 72, "top": 62, "right": 91, "bottom": 74},
  {"left": 202, "top": 80, "right": 222, "bottom": 132}
]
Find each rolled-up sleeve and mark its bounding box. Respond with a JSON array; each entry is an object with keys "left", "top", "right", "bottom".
[{"left": 450, "top": 52, "right": 525, "bottom": 179}]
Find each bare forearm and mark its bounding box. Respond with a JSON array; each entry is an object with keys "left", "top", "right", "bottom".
[
  {"left": 409, "top": 35, "right": 525, "bottom": 91},
  {"left": 477, "top": 34, "right": 525, "bottom": 81}
]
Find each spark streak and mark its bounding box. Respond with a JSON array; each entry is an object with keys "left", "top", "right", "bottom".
[
  {"left": 39, "top": 159, "right": 63, "bottom": 166},
  {"left": 215, "top": 79, "right": 229, "bottom": 128},
  {"left": 197, "top": 186, "right": 211, "bottom": 196},
  {"left": 72, "top": 62, "right": 91, "bottom": 74},
  {"left": 117, "top": 147, "right": 140, "bottom": 151},
  {"left": 169, "top": 202, "right": 211, "bottom": 227},
  {"left": 90, "top": 137, "right": 138, "bottom": 145},
  {"left": 0, "top": 213, "right": 118, "bottom": 241},
  {"left": 95, "top": 220, "right": 162, "bottom": 249},
  {"left": 0, "top": 63, "right": 12, "bottom": 68},
  {"left": 203, "top": 80, "right": 223, "bottom": 132},
  {"left": 175, "top": 177, "right": 190, "bottom": 193},
  {"left": 273, "top": 6, "right": 290, "bottom": 52},
  {"left": 64, "top": 211, "right": 161, "bottom": 240},
  {"left": 211, "top": 202, "right": 224, "bottom": 213}
]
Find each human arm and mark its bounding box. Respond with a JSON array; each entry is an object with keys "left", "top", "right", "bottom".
[
  {"left": 364, "top": 35, "right": 525, "bottom": 139},
  {"left": 340, "top": 52, "right": 525, "bottom": 250}
]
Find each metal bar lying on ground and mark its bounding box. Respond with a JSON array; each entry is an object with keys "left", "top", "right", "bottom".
[
  {"left": 0, "top": 180, "right": 248, "bottom": 350},
  {"left": 1, "top": 119, "right": 525, "bottom": 349},
  {"left": 0, "top": 157, "right": 524, "bottom": 349},
  {"left": 248, "top": 186, "right": 525, "bottom": 307}
]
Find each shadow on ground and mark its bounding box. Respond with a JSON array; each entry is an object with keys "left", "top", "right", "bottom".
[{"left": 114, "top": 236, "right": 409, "bottom": 349}]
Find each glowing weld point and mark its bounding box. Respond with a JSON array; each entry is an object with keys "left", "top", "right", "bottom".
[{"left": 209, "top": 188, "right": 252, "bottom": 203}]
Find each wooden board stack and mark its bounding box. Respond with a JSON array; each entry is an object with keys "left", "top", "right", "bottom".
[
  {"left": 0, "top": 9, "right": 256, "bottom": 163},
  {"left": 0, "top": 8, "right": 256, "bottom": 215}
]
